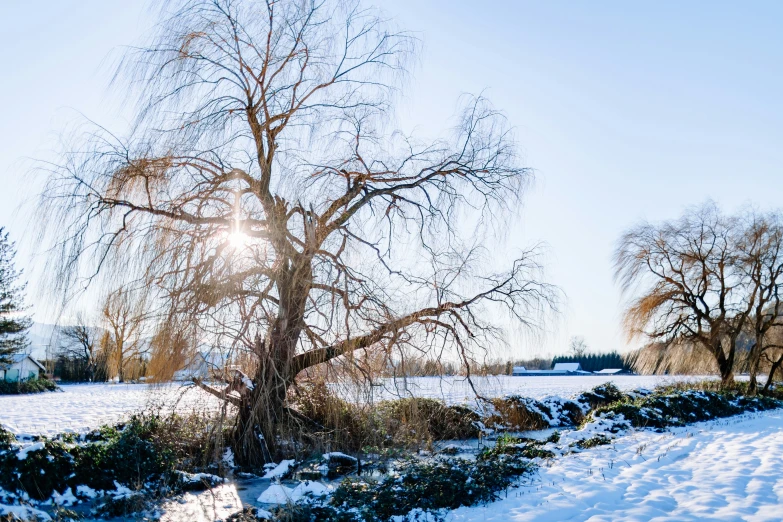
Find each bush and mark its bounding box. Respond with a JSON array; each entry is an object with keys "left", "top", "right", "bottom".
[
  {"left": 0, "top": 413, "right": 225, "bottom": 502},
  {"left": 292, "top": 383, "right": 480, "bottom": 456},
  {"left": 589, "top": 389, "right": 781, "bottom": 430},
  {"left": 575, "top": 435, "right": 611, "bottom": 449},
  {"left": 487, "top": 395, "right": 584, "bottom": 431},
  {"left": 326, "top": 452, "right": 534, "bottom": 521},
  {"left": 0, "top": 378, "right": 57, "bottom": 395},
  {"left": 378, "top": 398, "right": 480, "bottom": 443},
  {"left": 575, "top": 383, "right": 627, "bottom": 410}
]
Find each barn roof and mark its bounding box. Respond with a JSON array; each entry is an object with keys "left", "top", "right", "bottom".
[{"left": 552, "top": 362, "right": 582, "bottom": 372}]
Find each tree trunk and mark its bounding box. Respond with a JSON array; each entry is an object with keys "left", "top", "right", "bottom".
[
  {"left": 747, "top": 341, "right": 761, "bottom": 396},
  {"left": 763, "top": 354, "right": 783, "bottom": 393},
  {"left": 714, "top": 341, "right": 735, "bottom": 386},
  {"left": 232, "top": 349, "right": 297, "bottom": 467},
  {"left": 232, "top": 257, "right": 312, "bottom": 467}
]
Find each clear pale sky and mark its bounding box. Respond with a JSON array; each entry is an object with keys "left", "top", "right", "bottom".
[{"left": 1, "top": 1, "right": 782, "bottom": 358}]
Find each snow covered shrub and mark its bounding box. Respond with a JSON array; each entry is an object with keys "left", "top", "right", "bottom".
[
  {"left": 590, "top": 389, "right": 781, "bottom": 430},
  {"left": 71, "top": 415, "right": 179, "bottom": 490},
  {"left": 0, "top": 440, "right": 76, "bottom": 500},
  {"left": 574, "top": 435, "right": 612, "bottom": 449},
  {"left": 575, "top": 382, "right": 627, "bottom": 410},
  {"left": 479, "top": 434, "right": 555, "bottom": 461},
  {"left": 94, "top": 490, "right": 150, "bottom": 519},
  {"left": 487, "top": 395, "right": 583, "bottom": 431},
  {"left": 0, "top": 413, "right": 225, "bottom": 505}
]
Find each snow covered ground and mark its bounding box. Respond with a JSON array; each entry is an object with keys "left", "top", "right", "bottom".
[
  {"left": 0, "top": 383, "right": 222, "bottom": 436},
  {"left": 154, "top": 408, "right": 783, "bottom": 521},
  {"left": 1, "top": 375, "right": 709, "bottom": 436},
  {"left": 449, "top": 409, "right": 783, "bottom": 522}
]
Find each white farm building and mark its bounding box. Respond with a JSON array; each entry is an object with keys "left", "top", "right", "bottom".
[
  {"left": 512, "top": 362, "right": 591, "bottom": 376},
  {"left": 0, "top": 353, "right": 46, "bottom": 382}
]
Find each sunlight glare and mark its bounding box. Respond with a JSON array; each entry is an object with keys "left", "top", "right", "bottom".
[{"left": 227, "top": 231, "right": 249, "bottom": 248}]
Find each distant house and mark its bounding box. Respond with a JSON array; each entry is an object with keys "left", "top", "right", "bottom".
[
  {"left": 173, "top": 351, "right": 228, "bottom": 381},
  {"left": 173, "top": 353, "right": 212, "bottom": 381},
  {"left": 512, "top": 362, "right": 590, "bottom": 376},
  {"left": 594, "top": 368, "right": 633, "bottom": 375},
  {"left": 0, "top": 353, "right": 46, "bottom": 382}
]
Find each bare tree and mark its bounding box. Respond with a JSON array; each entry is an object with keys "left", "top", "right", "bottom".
[
  {"left": 615, "top": 203, "right": 756, "bottom": 384},
  {"left": 58, "top": 312, "right": 99, "bottom": 381},
  {"left": 101, "top": 287, "right": 150, "bottom": 383},
  {"left": 38, "top": 0, "right": 556, "bottom": 464},
  {"left": 736, "top": 211, "right": 783, "bottom": 393},
  {"left": 569, "top": 336, "right": 588, "bottom": 358}
]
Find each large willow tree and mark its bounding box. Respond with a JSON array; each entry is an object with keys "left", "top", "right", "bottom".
[{"left": 40, "top": 0, "right": 555, "bottom": 464}]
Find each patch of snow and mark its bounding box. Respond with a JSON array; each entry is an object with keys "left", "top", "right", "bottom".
[
  {"left": 222, "top": 447, "right": 235, "bottom": 469},
  {"left": 75, "top": 485, "right": 98, "bottom": 499},
  {"left": 0, "top": 383, "right": 225, "bottom": 436},
  {"left": 159, "top": 484, "right": 242, "bottom": 522},
  {"left": 290, "top": 480, "right": 332, "bottom": 501},
  {"left": 257, "top": 484, "right": 294, "bottom": 504},
  {"left": 16, "top": 442, "right": 45, "bottom": 460},
  {"left": 262, "top": 459, "right": 295, "bottom": 479},
  {"left": 51, "top": 487, "right": 78, "bottom": 506},
  {"left": 392, "top": 508, "right": 444, "bottom": 521},
  {"left": 321, "top": 452, "right": 356, "bottom": 462},
  {"left": 110, "top": 481, "right": 135, "bottom": 500},
  {"left": 333, "top": 375, "right": 723, "bottom": 407},
  {"left": 0, "top": 503, "right": 52, "bottom": 521},
  {"left": 176, "top": 471, "right": 224, "bottom": 488}
]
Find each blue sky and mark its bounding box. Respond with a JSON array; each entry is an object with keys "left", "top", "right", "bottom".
[{"left": 2, "top": 1, "right": 782, "bottom": 357}]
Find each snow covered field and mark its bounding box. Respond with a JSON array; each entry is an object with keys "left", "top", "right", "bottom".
[
  {"left": 345, "top": 374, "right": 713, "bottom": 405},
  {"left": 1, "top": 375, "right": 710, "bottom": 436},
  {"left": 449, "top": 409, "right": 783, "bottom": 522},
  {"left": 0, "top": 383, "right": 222, "bottom": 436}
]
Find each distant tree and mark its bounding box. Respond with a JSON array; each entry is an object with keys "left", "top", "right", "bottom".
[
  {"left": 737, "top": 212, "right": 783, "bottom": 393},
  {"left": 552, "top": 351, "right": 629, "bottom": 372},
  {"left": 0, "top": 228, "right": 32, "bottom": 365},
  {"left": 58, "top": 312, "right": 99, "bottom": 381},
  {"left": 615, "top": 203, "right": 755, "bottom": 384},
  {"left": 617, "top": 204, "right": 783, "bottom": 386},
  {"left": 569, "top": 336, "right": 588, "bottom": 358},
  {"left": 101, "top": 287, "right": 150, "bottom": 382}
]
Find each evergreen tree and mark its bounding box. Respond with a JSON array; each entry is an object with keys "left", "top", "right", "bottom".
[{"left": 0, "top": 228, "right": 31, "bottom": 365}]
